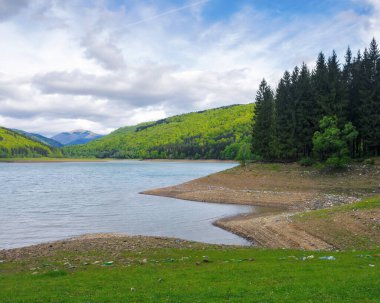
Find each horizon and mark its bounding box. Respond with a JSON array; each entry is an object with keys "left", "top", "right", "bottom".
[{"left": 0, "top": 0, "right": 379, "bottom": 136}]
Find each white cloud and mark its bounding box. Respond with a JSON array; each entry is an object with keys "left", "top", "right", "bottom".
[{"left": 0, "top": 0, "right": 378, "bottom": 136}]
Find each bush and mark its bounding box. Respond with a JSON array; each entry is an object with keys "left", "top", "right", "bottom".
[
  {"left": 312, "top": 116, "right": 358, "bottom": 169},
  {"left": 236, "top": 143, "right": 252, "bottom": 166},
  {"left": 325, "top": 155, "right": 350, "bottom": 169},
  {"left": 364, "top": 158, "right": 375, "bottom": 165},
  {"left": 299, "top": 157, "right": 314, "bottom": 167}
]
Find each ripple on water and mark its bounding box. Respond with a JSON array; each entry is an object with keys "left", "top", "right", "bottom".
[{"left": 0, "top": 161, "right": 256, "bottom": 249}]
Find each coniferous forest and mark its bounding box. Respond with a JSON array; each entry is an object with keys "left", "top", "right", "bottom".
[{"left": 252, "top": 39, "right": 380, "bottom": 166}]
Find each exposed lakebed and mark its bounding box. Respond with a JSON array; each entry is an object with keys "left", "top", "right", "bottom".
[{"left": 0, "top": 161, "right": 263, "bottom": 249}]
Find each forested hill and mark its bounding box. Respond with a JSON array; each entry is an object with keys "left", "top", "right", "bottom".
[
  {"left": 12, "top": 129, "right": 63, "bottom": 148},
  {"left": 0, "top": 127, "right": 63, "bottom": 158},
  {"left": 63, "top": 104, "right": 254, "bottom": 160}
]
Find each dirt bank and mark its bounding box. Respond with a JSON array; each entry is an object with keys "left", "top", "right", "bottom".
[
  {"left": 143, "top": 162, "right": 380, "bottom": 250},
  {"left": 0, "top": 234, "right": 218, "bottom": 262}
]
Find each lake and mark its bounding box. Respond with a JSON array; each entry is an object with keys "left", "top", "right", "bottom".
[{"left": 0, "top": 161, "right": 259, "bottom": 249}]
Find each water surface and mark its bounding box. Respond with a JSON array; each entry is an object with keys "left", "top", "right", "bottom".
[{"left": 0, "top": 161, "right": 258, "bottom": 249}]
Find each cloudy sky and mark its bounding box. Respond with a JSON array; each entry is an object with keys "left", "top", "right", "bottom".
[{"left": 0, "top": 0, "right": 379, "bottom": 136}]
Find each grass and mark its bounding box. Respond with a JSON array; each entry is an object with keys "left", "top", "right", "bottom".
[
  {"left": 1, "top": 247, "right": 379, "bottom": 302},
  {"left": 295, "top": 195, "right": 380, "bottom": 221}
]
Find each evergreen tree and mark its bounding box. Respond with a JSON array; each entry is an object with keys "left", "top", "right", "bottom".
[
  {"left": 274, "top": 71, "right": 297, "bottom": 160},
  {"left": 295, "top": 63, "right": 317, "bottom": 157},
  {"left": 350, "top": 50, "right": 363, "bottom": 156},
  {"left": 359, "top": 40, "right": 380, "bottom": 155},
  {"left": 375, "top": 40, "right": 380, "bottom": 155},
  {"left": 251, "top": 39, "right": 380, "bottom": 162},
  {"left": 312, "top": 52, "right": 329, "bottom": 120},
  {"left": 327, "top": 51, "right": 348, "bottom": 126},
  {"left": 252, "top": 79, "right": 275, "bottom": 159}
]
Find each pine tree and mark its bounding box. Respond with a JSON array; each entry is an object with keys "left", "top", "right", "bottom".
[
  {"left": 365, "top": 39, "right": 380, "bottom": 155},
  {"left": 376, "top": 40, "right": 380, "bottom": 155},
  {"left": 295, "top": 63, "right": 317, "bottom": 157},
  {"left": 350, "top": 50, "right": 363, "bottom": 156},
  {"left": 327, "top": 50, "right": 348, "bottom": 126},
  {"left": 252, "top": 79, "right": 275, "bottom": 159},
  {"left": 359, "top": 40, "right": 380, "bottom": 155},
  {"left": 312, "top": 52, "right": 329, "bottom": 121},
  {"left": 273, "top": 71, "right": 297, "bottom": 160}
]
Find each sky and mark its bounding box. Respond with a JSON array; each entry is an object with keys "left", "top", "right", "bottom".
[{"left": 0, "top": 0, "right": 379, "bottom": 136}]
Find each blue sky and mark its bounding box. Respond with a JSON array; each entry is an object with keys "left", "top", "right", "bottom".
[{"left": 0, "top": 0, "right": 378, "bottom": 135}]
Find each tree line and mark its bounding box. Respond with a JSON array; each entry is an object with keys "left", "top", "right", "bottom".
[{"left": 252, "top": 38, "right": 380, "bottom": 165}]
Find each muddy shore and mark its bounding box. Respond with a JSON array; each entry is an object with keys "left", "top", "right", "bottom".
[{"left": 143, "top": 162, "right": 380, "bottom": 250}]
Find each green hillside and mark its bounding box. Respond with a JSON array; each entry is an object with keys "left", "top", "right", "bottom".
[
  {"left": 12, "top": 129, "right": 63, "bottom": 148},
  {"left": 63, "top": 104, "right": 254, "bottom": 159},
  {"left": 0, "top": 127, "right": 62, "bottom": 158}
]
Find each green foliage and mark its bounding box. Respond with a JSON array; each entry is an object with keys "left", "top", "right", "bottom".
[
  {"left": 236, "top": 142, "right": 252, "bottom": 166},
  {"left": 0, "top": 127, "right": 62, "bottom": 158},
  {"left": 299, "top": 157, "right": 314, "bottom": 167},
  {"left": 63, "top": 104, "right": 254, "bottom": 160},
  {"left": 312, "top": 116, "right": 358, "bottom": 168}
]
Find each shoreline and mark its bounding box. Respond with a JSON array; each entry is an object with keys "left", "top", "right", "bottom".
[
  {"left": 142, "top": 162, "right": 380, "bottom": 250},
  {"left": 2, "top": 161, "right": 379, "bottom": 252}
]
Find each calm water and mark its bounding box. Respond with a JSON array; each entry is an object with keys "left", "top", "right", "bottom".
[{"left": 0, "top": 161, "right": 257, "bottom": 249}]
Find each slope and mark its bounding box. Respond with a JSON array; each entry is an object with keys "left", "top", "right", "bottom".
[
  {"left": 0, "top": 127, "right": 63, "bottom": 158},
  {"left": 12, "top": 129, "right": 63, "bottom": 148},
  {"left": 63, "top": 104, "right": 254, "bottom": 159}
]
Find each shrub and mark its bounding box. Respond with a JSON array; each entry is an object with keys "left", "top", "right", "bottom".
[
  {"left": 364, "top": 158, "right": 375, "bottom": 165},
  {"left": 299, "top": 157, "right": 314, "bottom": 167}
]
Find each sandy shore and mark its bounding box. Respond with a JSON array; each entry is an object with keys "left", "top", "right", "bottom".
[{"left": 143, "top": 163, "right": 380, "bottom": 250}]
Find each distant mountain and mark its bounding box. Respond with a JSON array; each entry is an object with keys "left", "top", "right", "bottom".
[
  {"left": 12, "top": 129, "right": 63, "bottom": 148},
  {"left": 52, "top": 130, "right": 104, "bottom": 146},
  {"left": 0, "top": 127, "right": 62, "bottom": 158},
  {"left": 63, "top": 104, "right": 254, "bottom": 160}
]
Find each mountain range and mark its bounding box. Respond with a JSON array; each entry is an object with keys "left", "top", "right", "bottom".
[{"left": 51, "top": 130, "right": 104, "bottom": 146}]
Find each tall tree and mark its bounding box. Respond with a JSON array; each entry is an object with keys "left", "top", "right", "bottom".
[
  {"left": 327, "top": 50, "right": 348, "bottom": 126},
  {"left": 375, "top": 40, "right": 380, "bottom": 155},
  {"left": 312, "top": 52, "right": 329, "bottom": 121},
  {"left": 252, "top": 79, "right": 275, "bottom": 159},
  {"left": 359, "top": 40, "right": 380, "bottom": 155},
  {"left": 295, "top": 63, "right": 317, "bottom": 157},
  {"left": 274, "top": 70, "right": 297, "bottom": 160},
  {"left": 350, "top": 50, "right": 363, "bottom": 156}
]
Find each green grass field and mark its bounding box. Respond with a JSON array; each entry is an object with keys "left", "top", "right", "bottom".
[{"left": 1, "top": 246, "right": 379, "bottom": 302}]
